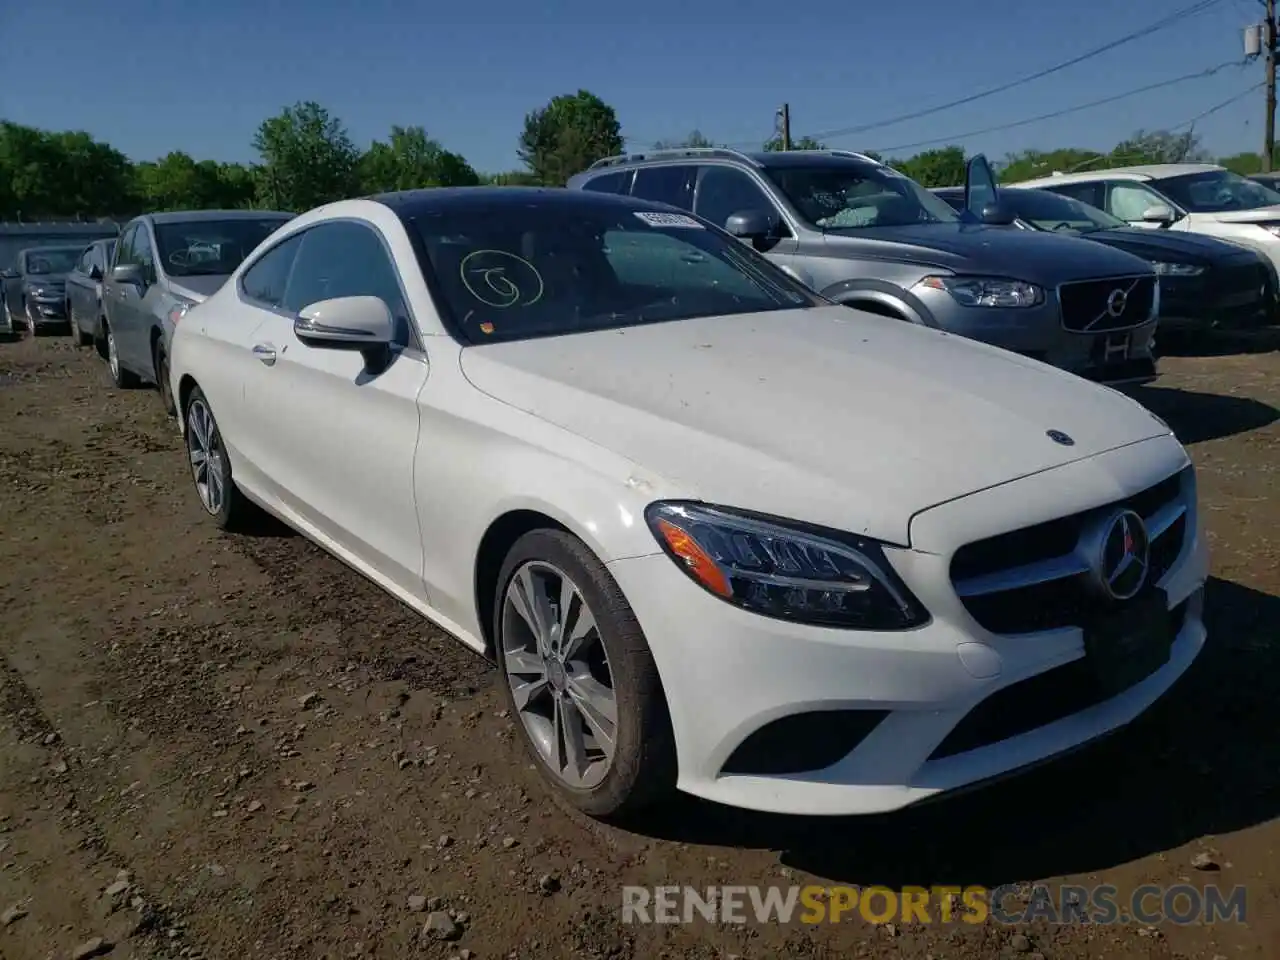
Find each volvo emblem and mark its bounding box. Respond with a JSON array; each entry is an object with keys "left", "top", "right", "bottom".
[
  {"left": 1046, "top": 429, "right": 1074, "bottom": 446},
  {"left": 1088, "top": 509, "right": 1151, "bottom": 601},
  {"left": 1105, "top": 288, "right": 1129, "bottom": 318}
]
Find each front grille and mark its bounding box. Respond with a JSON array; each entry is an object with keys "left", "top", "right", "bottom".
[
  {"left": 929, "top": 595, "right": 1191, "bottom": 760},
  {"left": 1059, "top": 275, "right": 1156, "bottom": 333},
  {"left": 1211, "top": 261, "right": 1270, "bottom": 325},
  {"left": 950, "top": 467, "right": 1190, "bottom": 635}
]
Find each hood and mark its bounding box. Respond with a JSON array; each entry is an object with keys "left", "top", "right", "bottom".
[
  {"left": 1187, "top": 204, "right": 1280, "bottom": 224},
  {"left": 167, "top": 273, "right": 231, "bottom": 303},
  {"left": 1083, "top": 227, "right": 1260, "bottom": 265},
  {"left": 458, "top": 306, "right": 1168, "bottom": 545},
  {"left": 825, "top": 224, "right": 1155, "bottom": 284}
]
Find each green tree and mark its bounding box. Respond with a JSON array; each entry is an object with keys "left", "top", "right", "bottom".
[
  {"left": 996, "top": 148, "right": 1107, "bottom": 183},
  {"left": 0, "top": 123, "right": 132, "bottom": 219},
  {"left": 762, "top": 135, "right": 826, "bottom": 151},
  {"left": 213, "top": 162, "right": 258, "bottom": 207},
  {"left": 1110, "top": 129, "right": 1210, "bottom": 165},
  {"left": 480, "top": 170, "right": 542, "bottom": 186},
  {"left": 360, "top": 125, "right": 480, "bottom": 192},
  {"left": 652, "top": 130, "right": 715, "bottom": 149},
  {"left": 134, "top": 151, "right": 226, "bottom": 210},
  {"left": 518, "top": 90, "right": 624, "bottom": 185},
  {"left": 252, "top": 101, "right": 360, "bottom": 211},
  {"left": 889, "top": 146, "right": 966, "bottom": 187}
]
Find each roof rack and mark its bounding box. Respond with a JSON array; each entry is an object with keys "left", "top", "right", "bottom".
[
  {"left": 586, "top": 147, "right": 763, "bottom": 171},
  {"left": 826, "top": 150, "right": 882, "bottom": 164}
]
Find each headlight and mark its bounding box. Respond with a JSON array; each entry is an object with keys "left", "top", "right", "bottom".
[
  {"left": 644, "top": 502, "right": 930, "bottom": 630},
  {"left": 915, "top": 275, "right": 1043, "bottom": 308},
  {"left": 1151, "top": 261, "right": 1204, "bottom": 277}
]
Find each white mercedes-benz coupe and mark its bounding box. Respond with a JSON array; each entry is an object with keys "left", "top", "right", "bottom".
[{"left": 169, "top": 187, "right": 1208, "bottom": 819}]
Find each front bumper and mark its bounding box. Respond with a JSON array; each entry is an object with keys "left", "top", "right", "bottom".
[
  {"left": 607, "top": 433, "right": 1207, "bottom": 816},
  {"left": 1159, "top": 261, "right": 1274, "bottom": 331},
  {"left": 26, "top": 296, "right": 68, "bottom": 324},
  {"left": 921, "top": 294, "right": 1159, "bottom": 387}
]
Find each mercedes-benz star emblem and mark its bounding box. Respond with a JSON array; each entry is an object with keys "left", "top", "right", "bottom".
[
  {"left": 1093, "top": 509, "right": 1151, "bottom": 601},
  {"left": 1047, "top": 429, "right": 1074, "bottom": 446},
  {"left": 1105, "top": 288, "right": 1129, "bottom": 318}
]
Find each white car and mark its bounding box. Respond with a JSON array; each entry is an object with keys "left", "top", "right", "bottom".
[
  {"left": 1014, "top": 163, "right": 1280, "bottom": 274},
  {"left": 168, "top": 187, "right": 1208, "bottom": 818}
]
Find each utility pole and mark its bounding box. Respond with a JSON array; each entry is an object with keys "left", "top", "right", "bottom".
[
  {"left": 1266, "top": 0, "right": 1277, "bottom": 172},
  {"left": 777, "top": 104, "right": 792, "bottom": 151}
]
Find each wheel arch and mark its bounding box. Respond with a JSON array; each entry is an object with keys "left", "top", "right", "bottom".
[{"left": 473, "top": 509, "right": 573, "bottom": 659}]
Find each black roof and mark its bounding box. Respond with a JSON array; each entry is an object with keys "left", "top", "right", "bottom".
[{"left": 370, "top": 186, "right": 668, "bottom": 218}]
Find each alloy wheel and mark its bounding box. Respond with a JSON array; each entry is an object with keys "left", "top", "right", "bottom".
[
  {"left": 107, "top": 328, "right": 120, "bottom": 380},
  {"left": 501, "top": 561, "right": 617, "bottom": 790},
  {"left": 186, "top": 398, "right": 225, "bottom": 516}
]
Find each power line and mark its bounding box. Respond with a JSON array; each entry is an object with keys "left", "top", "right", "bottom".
[
  {"left": 802, "top": 0, "right": 1229, "bottom": 142},
  {"left": 865, "top": 59, "right": 1250, "bottom": 155},
  {"left": 1173, "top": 81, "right": 1265, "bottom": 129}
]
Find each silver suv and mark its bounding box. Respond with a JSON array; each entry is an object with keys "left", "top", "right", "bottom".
[{"left": 568, "top": 148, "right": 1161, "bottom": 385}]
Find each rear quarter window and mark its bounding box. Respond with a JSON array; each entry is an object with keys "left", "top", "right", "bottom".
[{"left": 581, "top": 170, "right": 634, "bottom": 195}]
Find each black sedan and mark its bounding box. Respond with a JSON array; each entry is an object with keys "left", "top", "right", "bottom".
[{"left": 934, "top": 186, "right": 1277, "bottom": 334}]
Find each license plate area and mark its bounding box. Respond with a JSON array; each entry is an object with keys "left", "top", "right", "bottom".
[
  {"left": 1090, "top": 332, "right": 1131, "bottom": 364},
  {"left": 1082, "top": 589, "right": 1174, "bottom": 698}
]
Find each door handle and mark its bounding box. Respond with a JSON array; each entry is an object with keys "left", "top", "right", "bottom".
[{"left": 252, "top": 343, "right": 277, "bottom": 366}]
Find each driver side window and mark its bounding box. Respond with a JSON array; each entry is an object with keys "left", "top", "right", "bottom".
[
  {"left": 133, "top": 227, "right": 157, "bottom": 285},
  {"left": 694, "top": 167, "right": 787, "bottom": 235},
  {"left": 114, "top": 226, "right": 140, "bottom": 269},
  {"left": 1106, "top": 182, "right": 1167, "bottom": 221},
  {"left": 281, "top": 221, "right": 413, "bottom": 346}
]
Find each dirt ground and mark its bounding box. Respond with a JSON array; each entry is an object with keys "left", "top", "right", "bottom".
[{"left": 0, "top": 330, "right": 1277, "bottom": 960}]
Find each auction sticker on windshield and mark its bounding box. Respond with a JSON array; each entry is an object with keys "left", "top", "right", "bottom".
[{"left": 634, "top": 212, "right": 704, "bottom": 229}]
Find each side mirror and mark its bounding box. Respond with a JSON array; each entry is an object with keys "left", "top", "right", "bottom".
[
  {"left": 724, "top": 209, "right": 775, "bottom": 240},
  {"left": 294, "top": 295, "right": 395, "bottom": 371},
  {"left": 979, "top": 202, "right": 1016, "bottom": 226},
  {"left": 88, "top": 264, "right": 104, "bottom": 281},
  {"left": 0, "top": 268, "right": 18, "bottom": 280},
  {"left": 1141, "top": 204, "right": 1175, "bottom": 226},
  {"left": 110, "top": 263, "right": 144, "bottom": 287}
]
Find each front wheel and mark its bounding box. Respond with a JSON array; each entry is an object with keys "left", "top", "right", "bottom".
[
  {"left": 494, "top": 529, "right": 676, "bottom": 819},
  {"left": 184, "top": 387, "right": 251, "bottom": 530}
]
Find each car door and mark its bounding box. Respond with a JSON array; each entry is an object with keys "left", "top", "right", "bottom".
[
  {"left": 242, "top": 219, "right": 430, "bottom": 600},
  {"left": 691, "top": 164, "right": 811, "bottom": 283},
  {"left": 104, "top": 224, "right": 148, "bottom": 371},
  {"left": 117, "top": 224, "right": 162, "bottom": 373},
  {"left": 66, "top": 246, "right": 94, "bottom": 328}
]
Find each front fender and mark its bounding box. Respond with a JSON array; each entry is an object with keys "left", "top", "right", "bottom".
[{"left": 820, "top": 277, "right": 936, "bottom": 326}]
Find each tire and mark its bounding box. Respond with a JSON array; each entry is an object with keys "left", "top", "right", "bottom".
[
  {"left": 154, "top": 341, "right": 176, "bottom": 416},
  {"left": 493, "top": 529, "right": 676, "bottom": 819},
  {"left": 183, "top": 386, "right": 252, "bottom": 531},
  {"left": 103, "top": 320, "right": 141, "bottom": 388}
]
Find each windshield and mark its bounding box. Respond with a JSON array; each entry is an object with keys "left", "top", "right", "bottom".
[
  {"left": 155, "top": 217, "right": 293, "bottom": 277},
  {"left": 1153, "top": 169, "right": 1280, "bottom": 214},
  {"left": 410, "top": 201, "right": 822, "bottom": 344},
  {"left": 765, "top": 162, "right": 961, "bottom": 229},
  {"left": 1004, "top": 189, "right": 1125, "bottom": 234},
  {"left": 23, "top": 248, "right": 82, "bottom": 275}
]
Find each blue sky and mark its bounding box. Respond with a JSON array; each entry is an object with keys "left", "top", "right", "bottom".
[{"left": 0, "top": 0, "right": 1269, "bottom": 173}]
